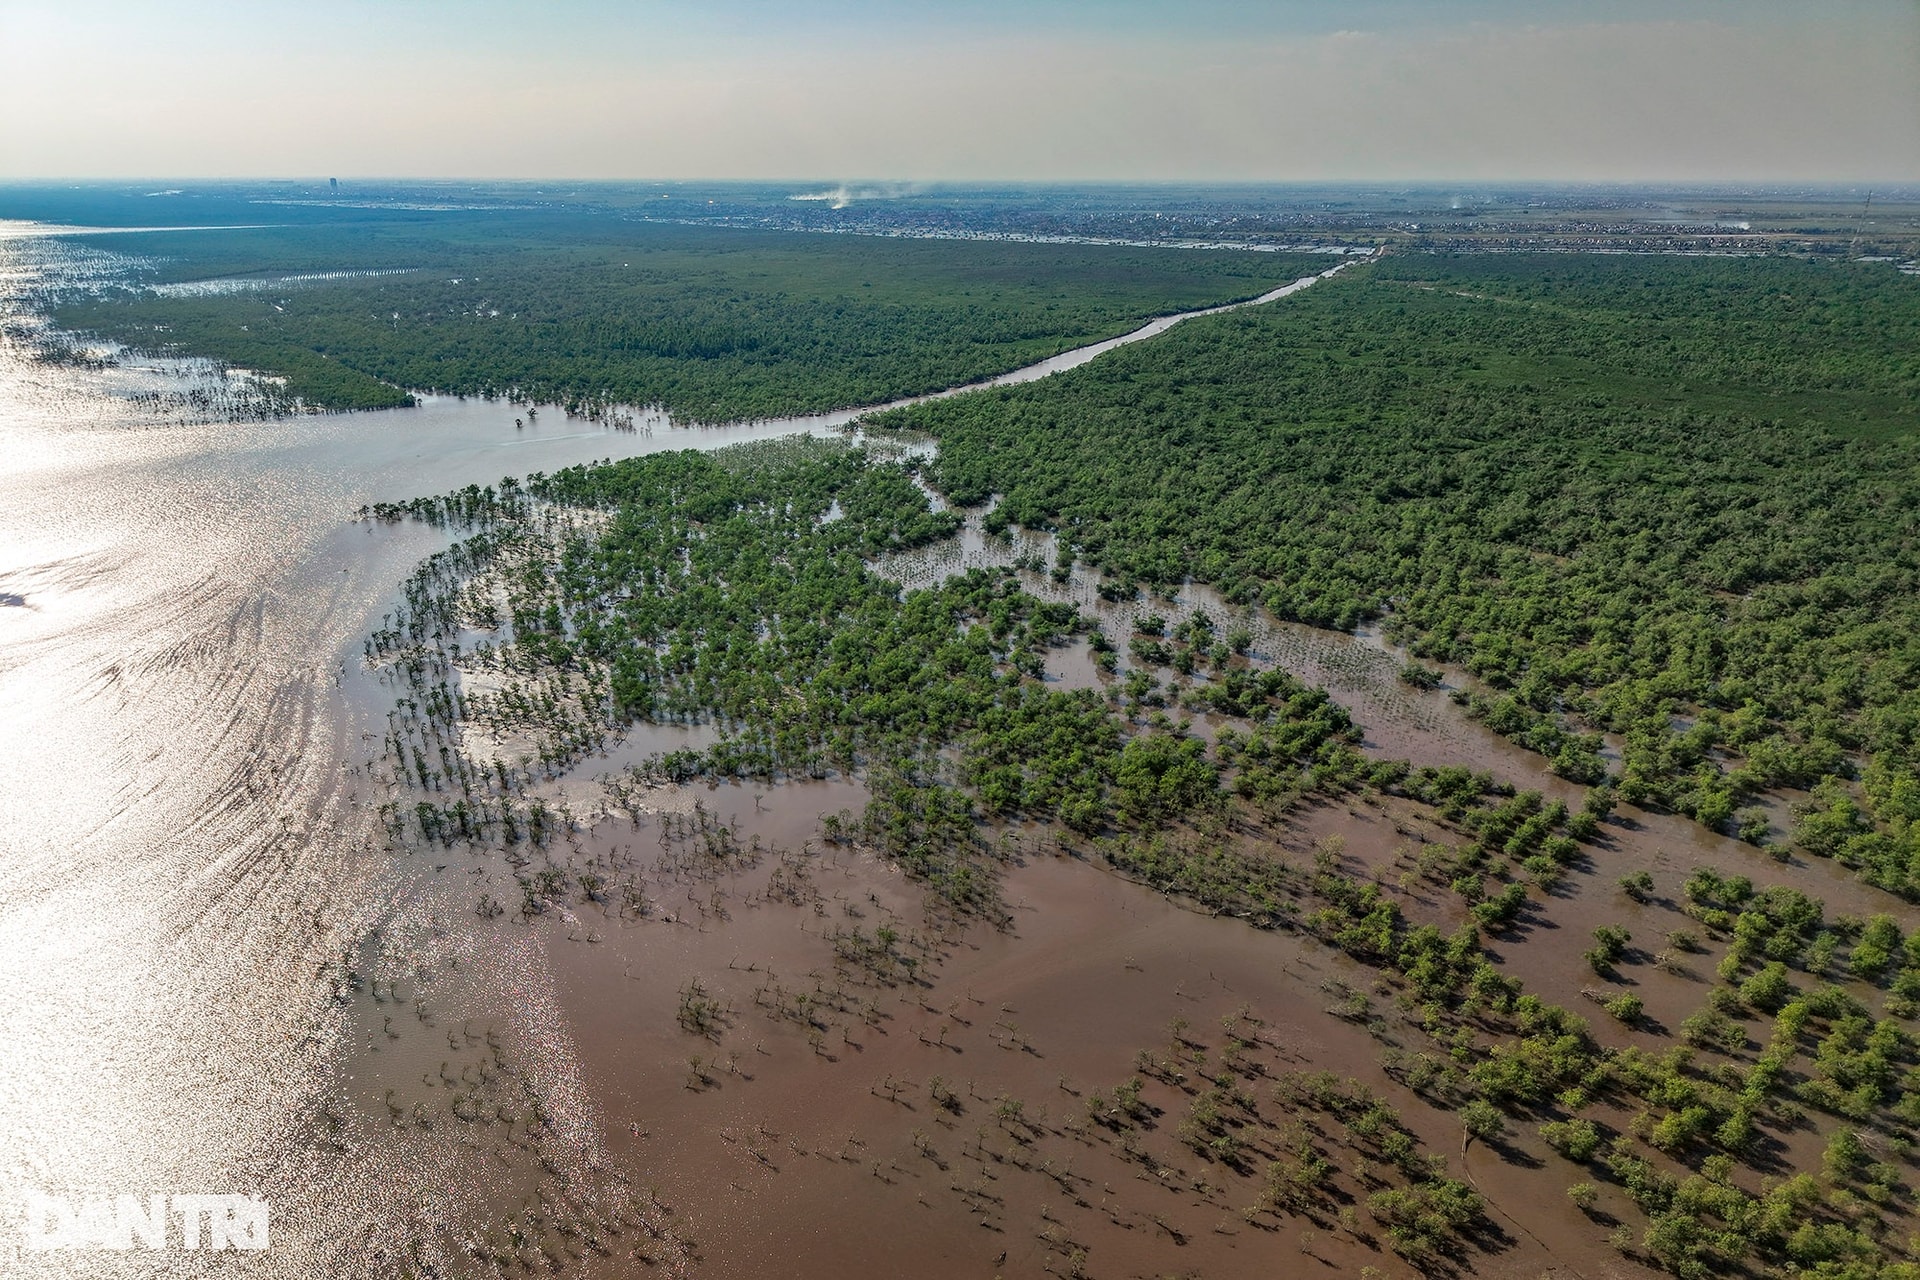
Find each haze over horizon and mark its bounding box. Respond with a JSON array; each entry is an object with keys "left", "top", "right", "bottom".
[{"left": 2, "top": 0, "right": 1916, "bottom": 185}]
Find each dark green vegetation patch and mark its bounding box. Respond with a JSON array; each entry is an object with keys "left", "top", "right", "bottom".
[
  {"left": 880, "top": 253, "right": 1920, "bottom": 892},
  {"left": 371, "top": 438, "right": 1366, "bottom": 892},
  {"left": 53, "top": 219, "right": 1327, "bottom": 418}
]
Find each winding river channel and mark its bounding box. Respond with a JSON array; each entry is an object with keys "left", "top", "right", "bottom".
[{"left": 0, "top": 227, "right": 1359, "bottom": 1277}]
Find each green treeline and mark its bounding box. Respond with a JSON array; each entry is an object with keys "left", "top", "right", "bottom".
[
  {"left": 52, "top": 219, "right": 1327, "bottom": 418},
  {"left": 878, "top": 254, "right": 1920, "bottom": 889}
]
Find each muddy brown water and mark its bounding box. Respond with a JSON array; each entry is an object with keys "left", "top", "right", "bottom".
[{"left": 440, "top": 794, "right": 1646, "bottom": 1280}]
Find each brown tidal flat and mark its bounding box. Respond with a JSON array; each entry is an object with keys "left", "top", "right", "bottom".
[
  {"left": 321, "top": 541, "right": 1920, "bottom": 1280},
  {"left": 453, "top": 779, "right": 1646, "bottom": 1280},
  {"left": 322, "top": 401, "right": 1920, "bottom": 1278},
  {"left": 324, "top": 536, "right": 1920, "bottom": 1278}
]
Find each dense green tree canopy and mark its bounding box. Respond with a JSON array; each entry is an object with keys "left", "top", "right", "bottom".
[
  {"left": 53, "top": 219, "right": 1328, "bottom": 418},
  {"left": 881, "top": 254, "right": 1920, "bottom": 886}
]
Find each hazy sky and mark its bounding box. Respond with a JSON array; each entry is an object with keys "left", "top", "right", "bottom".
[{"left": 1, "top": 0, "right": 1914, "bottom": 181}]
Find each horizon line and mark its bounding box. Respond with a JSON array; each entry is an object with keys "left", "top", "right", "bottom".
[{"left": 4, "top": 176, "right": 1918, "bottom": 192}]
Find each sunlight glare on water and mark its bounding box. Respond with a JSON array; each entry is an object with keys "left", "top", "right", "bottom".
[{"left": 0, "top": 229, "right": 857, "bottom": 1277}]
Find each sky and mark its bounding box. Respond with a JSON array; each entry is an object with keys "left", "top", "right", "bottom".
[{"left": 0, "top": 0, "right": 1915, "bottom": 182}]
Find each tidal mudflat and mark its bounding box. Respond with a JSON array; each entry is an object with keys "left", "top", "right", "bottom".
[{"left": 351, "top": 448, "right": 1910, "bottom": 1278}]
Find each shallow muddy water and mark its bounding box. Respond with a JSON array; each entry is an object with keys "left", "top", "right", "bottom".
[{"left": 0, "top": 236, "right": 862, "bottom": 1278}]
